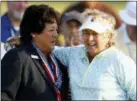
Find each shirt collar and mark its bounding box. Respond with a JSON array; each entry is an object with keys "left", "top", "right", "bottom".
[{"left": 80, "top": 45, "right": 115, "bottom": 62}]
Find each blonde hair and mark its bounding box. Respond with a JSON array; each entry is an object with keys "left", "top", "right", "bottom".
[{"left": 106, "top": 30, "right": 116, "bottom": 47}]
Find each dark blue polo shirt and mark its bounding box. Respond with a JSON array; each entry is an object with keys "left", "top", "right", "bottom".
[{"left": 1, "top": 13, "right": 19, "bottom": 43}]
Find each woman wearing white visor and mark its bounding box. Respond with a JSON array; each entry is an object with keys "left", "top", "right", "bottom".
[{"left": 53, "top": 9, "right": 136, "bottom": 100}]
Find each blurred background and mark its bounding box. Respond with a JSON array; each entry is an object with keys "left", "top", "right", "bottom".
[
  {"left": 1, "top": 1, "right": 127, "bottom": 46},
  {"left": 1, "top": 1, "right": 127, "bottom": 15},
  {"left": 1, "top": 1, "right": 136, "bottom": 63}
]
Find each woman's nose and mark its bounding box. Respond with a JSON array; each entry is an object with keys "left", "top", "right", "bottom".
[
  {"left": 88, "top": 35, "right": 94, "bottom": 41},
  {"left": 53, "top": 30, "right": 58, "bottom": 37},
  {"left": 72, "top": 28, "right": 78, "bottom": 34}
]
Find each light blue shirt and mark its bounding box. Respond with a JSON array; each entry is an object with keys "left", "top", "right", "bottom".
[{"left": 53, "top": 45, "right": 136, "bottom": 100}]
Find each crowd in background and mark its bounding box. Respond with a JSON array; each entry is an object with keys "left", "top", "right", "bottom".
[
  {"left": 1, "top": 1, "right": 136, "bottom": 101},
  {"left": 1, "top": 1, "right": 136, "bottom": 62}
]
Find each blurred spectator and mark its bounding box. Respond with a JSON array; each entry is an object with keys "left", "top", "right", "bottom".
[
  {"left": 1, "top": 42, "right": 6, "bottom": 59},
  {"left": 1, "top": 1, "right": 28, "bottom": 43},
  {"left": 60, "top": 2, "right": 86, "bottom": 46},
  {"left": 61, "top": 11, "right": 85, "bottom": 46},
  {"left": 54, "top": 11, "right": 66, "bottom": 46},
  {"left": 115, "top": 2, "right": 136, "bottom": 63}
]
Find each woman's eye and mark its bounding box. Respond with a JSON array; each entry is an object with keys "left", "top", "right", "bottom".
[
  {"left": 49, "top": 29, "right": 54, "bottom": 31},
  {"left": 83, "top": 32, "right": 89, "bottom": 35},
  {"left": 93, "top": 33, "right": 99, "bottom": 37},
  {"left": 94, "top": 34, "right": 99, "bottom": 37}
]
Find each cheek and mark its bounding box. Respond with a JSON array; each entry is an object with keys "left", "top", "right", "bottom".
[
  {"left": 40, "top": 33, "right": 51, "bottom": 42},
  {"left": 96, "top": 37, "right": 105, "bottom": 46},
  {"left": 82, "top": 35, "right": 88, "bottom": 44},
  {"left": 45, "top": 32, "right": 53, "bottom": 38}
]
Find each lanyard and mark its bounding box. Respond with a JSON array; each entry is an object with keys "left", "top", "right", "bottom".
[
  {"left": 32, "top": 42, "right": 61, "bottom": 101},
  {"left": 32, "top": 42, "right": 58, "bottom": 83}
]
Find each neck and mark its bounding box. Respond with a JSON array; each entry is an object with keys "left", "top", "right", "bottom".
[
  {"left": 42, "top": 51, "right": 50, "bottom": 59},
  {"left": 87, "top": 52, "right": 94, "bottom": 63},
  {"left": 34, "top": 41, "right": 50, "bottom": 58},
  {"left": 8, "top": 13, "right": 21, "bottom": 27}
]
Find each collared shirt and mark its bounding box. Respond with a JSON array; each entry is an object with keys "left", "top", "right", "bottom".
[
  {"left": 53, "top": 45, "right": 136, "bottom": 100},
  {"left": 115, "top": 24, "right": 136, "bottom": 63},
  {"left": 1, "top": 13, "right": 20, "bottom": 43}
]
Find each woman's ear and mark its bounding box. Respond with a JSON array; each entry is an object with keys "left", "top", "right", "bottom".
[{"left": 31, "top": 34, "right": 36, "bottom": 38}]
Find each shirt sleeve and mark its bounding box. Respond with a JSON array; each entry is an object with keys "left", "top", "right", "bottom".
[
  {"left": 116, "top": 55, "right": 136, "bottom": 100},
  {"left": 52, "top": 46, "right": 71, "bottom": 67}
]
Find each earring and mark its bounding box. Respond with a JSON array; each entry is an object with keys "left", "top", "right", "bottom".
[{"left": 32, "top": 34, "right": 36, "bottom": 38}]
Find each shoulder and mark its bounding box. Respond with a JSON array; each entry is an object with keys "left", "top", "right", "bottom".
[
  {"left": 101, "top": 47, "right": 127, "bottom": 63},
  {"left": 102, "top": 47, "right": 136, "bottom": 76},
  {"left": 69, "top": 44, "right": 85, "bottom": 53},
  {"left": 65, "top": 44, "right": 86, "bottom": 57},
  {"left": 107, "top": 47, "right": 135, "bottom": 68},
  {"left": 1, "top": 13, "right": 12, "bottom": 33},
  {"left": 2, "top": 45, "right": 29, "bottom": 62},
  {"left": 1, "top": 13, "right": 9, "bottom": 23},
  {"left": 1, "top": 13, "right": 7, "bottom": 20},
  {"left": 71, "top": 44, "right": 85, "bottom": 50},
  {"left": 54, "top": 44, "right": 85, "bottom": 53}
]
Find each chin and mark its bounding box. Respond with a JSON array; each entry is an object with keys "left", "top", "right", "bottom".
[{"left": 88, "top": 49, "right": 98, "bottom": 56}]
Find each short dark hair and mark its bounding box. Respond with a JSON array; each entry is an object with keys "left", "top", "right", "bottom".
[{"left": 20, "top": 4, "right": 58, "bottom": 44}]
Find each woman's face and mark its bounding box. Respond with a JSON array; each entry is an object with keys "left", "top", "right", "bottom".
[
  {"left": 33, "top": 22, "right": 58, "bottom": 53},
  {"left": 82, "top": 29, "right": 110, "bottom": 57},
  {"left": 61, "top": 20, "right": 82, "bottom": 46},
  {"left": 67, "top": 21, "right": 82, "bottom": 46}
]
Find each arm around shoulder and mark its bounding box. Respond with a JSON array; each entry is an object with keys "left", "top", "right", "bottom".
[{"left": 52, "top": 46, "right": 71, "bottom": 67}]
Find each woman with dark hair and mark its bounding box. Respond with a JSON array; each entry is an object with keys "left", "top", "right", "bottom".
[{"left": 1, "top": 4, "right": 69, "bottom": 101}]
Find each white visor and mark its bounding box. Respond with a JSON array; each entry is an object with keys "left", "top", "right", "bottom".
[{"left": 79, "top": 16, "right": 112, "bottom": 34}]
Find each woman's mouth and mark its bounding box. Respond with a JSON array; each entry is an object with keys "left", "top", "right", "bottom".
[
  {"left": 88, "top": 42, "right": 96, "bottom": 49},
  {"left": 51, "top": 40, "right": 56, "bottom": 45}
]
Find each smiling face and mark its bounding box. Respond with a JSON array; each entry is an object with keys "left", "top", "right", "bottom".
[
  {"left": 82, "top": 29, "right": 110, "bottom": 57},
  {"left": 32, "top": 22, "right": 58, "bottom": 53}
]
